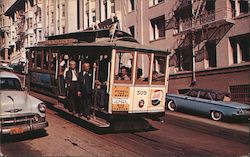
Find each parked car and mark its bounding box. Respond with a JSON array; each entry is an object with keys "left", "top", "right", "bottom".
[
  {"left": 166, "top": 88, "right": 250, "bottom": 121},
  {"left": 0, "top": 71, "right": 48, "bottom": 135},
  {"left": 0, "top": 63, "right": 11, "bottom": 71},
  {"left": 12, "top": 63, "right": 25, "bottom": 74}
]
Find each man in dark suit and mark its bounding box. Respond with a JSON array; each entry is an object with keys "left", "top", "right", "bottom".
[
  {"left": 65, "top": 60, "right": 78, "bottom": 115},
  {"left": 77, "top": 62, "right": 92, "bottom": 120}
]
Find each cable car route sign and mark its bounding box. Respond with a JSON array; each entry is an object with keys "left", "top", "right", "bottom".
[{"left": 112, "top": 86, "right": 130, "bottom": 111}]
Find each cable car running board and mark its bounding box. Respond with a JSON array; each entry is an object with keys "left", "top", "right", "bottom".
[{"left": 53, "top": 104, "right": 110, "bottom": 128}]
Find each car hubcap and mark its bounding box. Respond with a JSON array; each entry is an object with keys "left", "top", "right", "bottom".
[
  {"left": 212, "top": 111, "right": 222, "bottom": 121},
  {"left": 168, "top": 101, "right": 176, "bottom": 111}
]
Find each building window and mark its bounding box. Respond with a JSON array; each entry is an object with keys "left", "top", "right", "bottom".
[
  {"left": 62, "top": 4, "right": 65, "bottom": 17},
  {"left": 62, "top": 26, "right": 65, "bottom": 34},
  {"left": 230, "top": 35, "right": 250, "bottom": 64},
  {"left": 240, "top": 0, "right": 249, "bottom": 14},
  {"left": 206, "top": 42, "right": 217, "bottom": 67},
  {"left": 51, "top": 12, "right": 54, "bottom": 23},
  {"left": 150, "top": 15, "right": 165, "bottom": 40},
  {"left": 86, "top": 12, "right": 90, "bottom": 27},
  {"left": 129, "top": 25, "right": 135, "bottom": 37},
  {"left": 38, "top": 11, "right": 42, "bottom": 22},
  {"left": 205, "top": 0, "right": 215, "bottom": 11},
  {"left": 104, "top": 1, "right": 108, "bottom": 19},
  {"left": 38, "top": 30, "right": 42, "bottom": 40},
  {"left": 149, "top": 0, "right": 164, "bottom": 7},
  {"left": 92, "top": 10, "right": 96, "bottom": 22},
  {"left": 29, "top": 18, "right": 33, "bottom": 28},
  {"left": 111, "top": 0, "right": 115, "bottom": 13},
  {"left": 128, "top": 0, "right": 135, "bottom": 12},
  {"left": 77, "top": 0, "right": 80, "bottom": 29},
  {"left": 240, "top": 43, "right": 250, "bottom": 62},
  {"left": 176, "top": 48, "right": 192, "bottom": 71},
  {"left": 30, "top": 35, "right": 33, "bottom": 45}
]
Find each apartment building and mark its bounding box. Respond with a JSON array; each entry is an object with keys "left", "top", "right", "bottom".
[
  {"left": 43, "top": 0, "right": 74, "bottom": 36},
  {"left": 165, "top": 0, "right": 250, "bottom": 104},
  {"left": 1, "top": 0, "right": 43, "bottom": 63},
  {"left": 0, "top": 0, "right": 15, "bottom": 62}
]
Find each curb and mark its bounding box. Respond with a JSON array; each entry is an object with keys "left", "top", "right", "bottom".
[{"left": 166, "top": 111, "right": 250, "bottom": 134}]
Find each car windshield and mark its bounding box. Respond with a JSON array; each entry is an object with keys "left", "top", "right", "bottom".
[{"left": 0, "top": 78, "right": 22, "bottom": 91}]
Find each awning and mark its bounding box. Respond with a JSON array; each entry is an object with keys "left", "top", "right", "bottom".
[{"left": 4, "top": 0, "right": 25, "bottom": 16}]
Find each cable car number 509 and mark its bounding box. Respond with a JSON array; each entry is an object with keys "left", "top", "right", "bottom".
[{"left": 137, "top": 90, "right": 147, "bottom": 95}]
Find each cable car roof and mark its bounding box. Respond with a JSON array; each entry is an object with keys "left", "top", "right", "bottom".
[{"left": 27, "top": 29, "right": 170, "bottom": 55}]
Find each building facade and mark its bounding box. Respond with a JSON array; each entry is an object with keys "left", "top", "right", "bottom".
[
  {"left": 0, "top": 0, "right": 15, "bottom": 63},
  {"left": 0, "top": 0, "right": 43, "bottom": 63},
  {"left": 1, "top": 0, "right": 249, "bottom": 103}
]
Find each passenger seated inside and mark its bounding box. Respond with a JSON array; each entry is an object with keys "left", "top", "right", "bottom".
[
  {"left": 137, "top": 68, "right": 143, "bottom": 81},
  {"left": 152, "top": 70, "right": 159, "bottom": 81},
  {"left": 118, "top": 66, "right": 130, "bottom": 80}
]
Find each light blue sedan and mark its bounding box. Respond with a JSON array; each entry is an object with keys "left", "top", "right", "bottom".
[{"left": 166, "top": 88, "right": 250, "bottom": 121}]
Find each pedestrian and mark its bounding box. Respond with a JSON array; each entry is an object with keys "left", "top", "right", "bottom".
[
  {"left": 65, "top": 60, "right": 78, "bottom": 115},
  {"left": 77, "top": 62, "right": 92, "bottom": 120}
]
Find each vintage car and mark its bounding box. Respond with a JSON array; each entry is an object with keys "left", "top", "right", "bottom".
[
  {"left": 0, "top": 71, "right": 48, "bottom": 135},
  {"left": 166, "top": 88, "right": 250, "bottom": 121}
]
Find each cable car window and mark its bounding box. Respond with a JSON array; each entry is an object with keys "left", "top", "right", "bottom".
[
  {"left": 29, "top": 51, "right": 35, "bottom": 69},
  {"left": 98, "top": 55, "right": 110, "bottom": 83},
  {"left": 36, "top": 51, "right": 42, "bottom": 69},
  {"left": 115, "top": 51, "right": 133, "bottom": 83},
  {"left": 50, "top": 52, "right": 57, "bottom": 71},
  {"left": 152, "top": 55, "right": 166, "bottom": 84},
  {"left": 43, "top": 50, "right": 49, "bottom": 70},
  {"left": 136, "top": 53, "right": 150, "bottom": 84}
]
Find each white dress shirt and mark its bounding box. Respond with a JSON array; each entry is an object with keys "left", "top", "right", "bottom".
[{"left": 72, "top": 69, "right": 77, "bottom": 81}]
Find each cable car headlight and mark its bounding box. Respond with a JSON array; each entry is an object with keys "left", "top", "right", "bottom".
[{"left": 38, "top": 103, "right": 46, "bottom": 113}]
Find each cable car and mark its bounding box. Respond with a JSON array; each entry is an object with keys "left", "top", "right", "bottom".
[{"left": 26, "top": 29, "right": 170, "bottom": 129}]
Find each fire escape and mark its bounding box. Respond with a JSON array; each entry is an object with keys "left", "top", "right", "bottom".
[
  {"left": 16, "top": 10, "right": 25, "bottom": 51},
  {"left": 166, "top": 0, "right": 235, "bottom": 84}
]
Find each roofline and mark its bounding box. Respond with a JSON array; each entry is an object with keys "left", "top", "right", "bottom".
[
  {"left": 27, "top": 44, "right": 169, "bottom": 55},
  {"left": 46, "top": 29, "right": 132, "bottom": 40}
]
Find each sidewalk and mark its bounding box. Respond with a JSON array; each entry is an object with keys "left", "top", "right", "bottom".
[{"left": 166, "top": 111, "right": 250, "bottom": 134}]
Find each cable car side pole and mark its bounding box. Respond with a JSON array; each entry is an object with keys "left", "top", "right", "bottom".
[
  {"left": 106, "top": 62, "right": 111, "bottom": 94},
  {"left": 92, "top": 63, "right": 97, "bottom": 119},
  {"left": 55, "top": 53, "right": 59, "bottom": 80}
]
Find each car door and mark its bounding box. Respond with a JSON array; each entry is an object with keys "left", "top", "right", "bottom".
[
  {"left": 182, "top": 90, "right": 200, "bottom": 111},
  {"left": 194, "top": 91, "right": 214, "bottom": 114}
]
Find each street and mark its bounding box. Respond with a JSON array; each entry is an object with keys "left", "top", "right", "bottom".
[{"left": 1, "top": 106, "right": 249, "bottom": 157}]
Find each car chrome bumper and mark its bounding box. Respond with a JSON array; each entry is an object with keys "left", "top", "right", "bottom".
[{"left": 1, "top": 121, "right": 48, "bottom": 135}]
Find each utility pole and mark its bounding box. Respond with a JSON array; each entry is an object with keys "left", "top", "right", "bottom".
[{"left": 191, "top": 0, "right": 197, "bottom": 87}]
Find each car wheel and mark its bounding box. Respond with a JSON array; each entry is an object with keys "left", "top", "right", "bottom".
[
  {"left": 167, "top": 100, "right": 176, "bottom": 111},
  {"left": 210, "top": 110, "right": 223, "bottom": 121}
]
